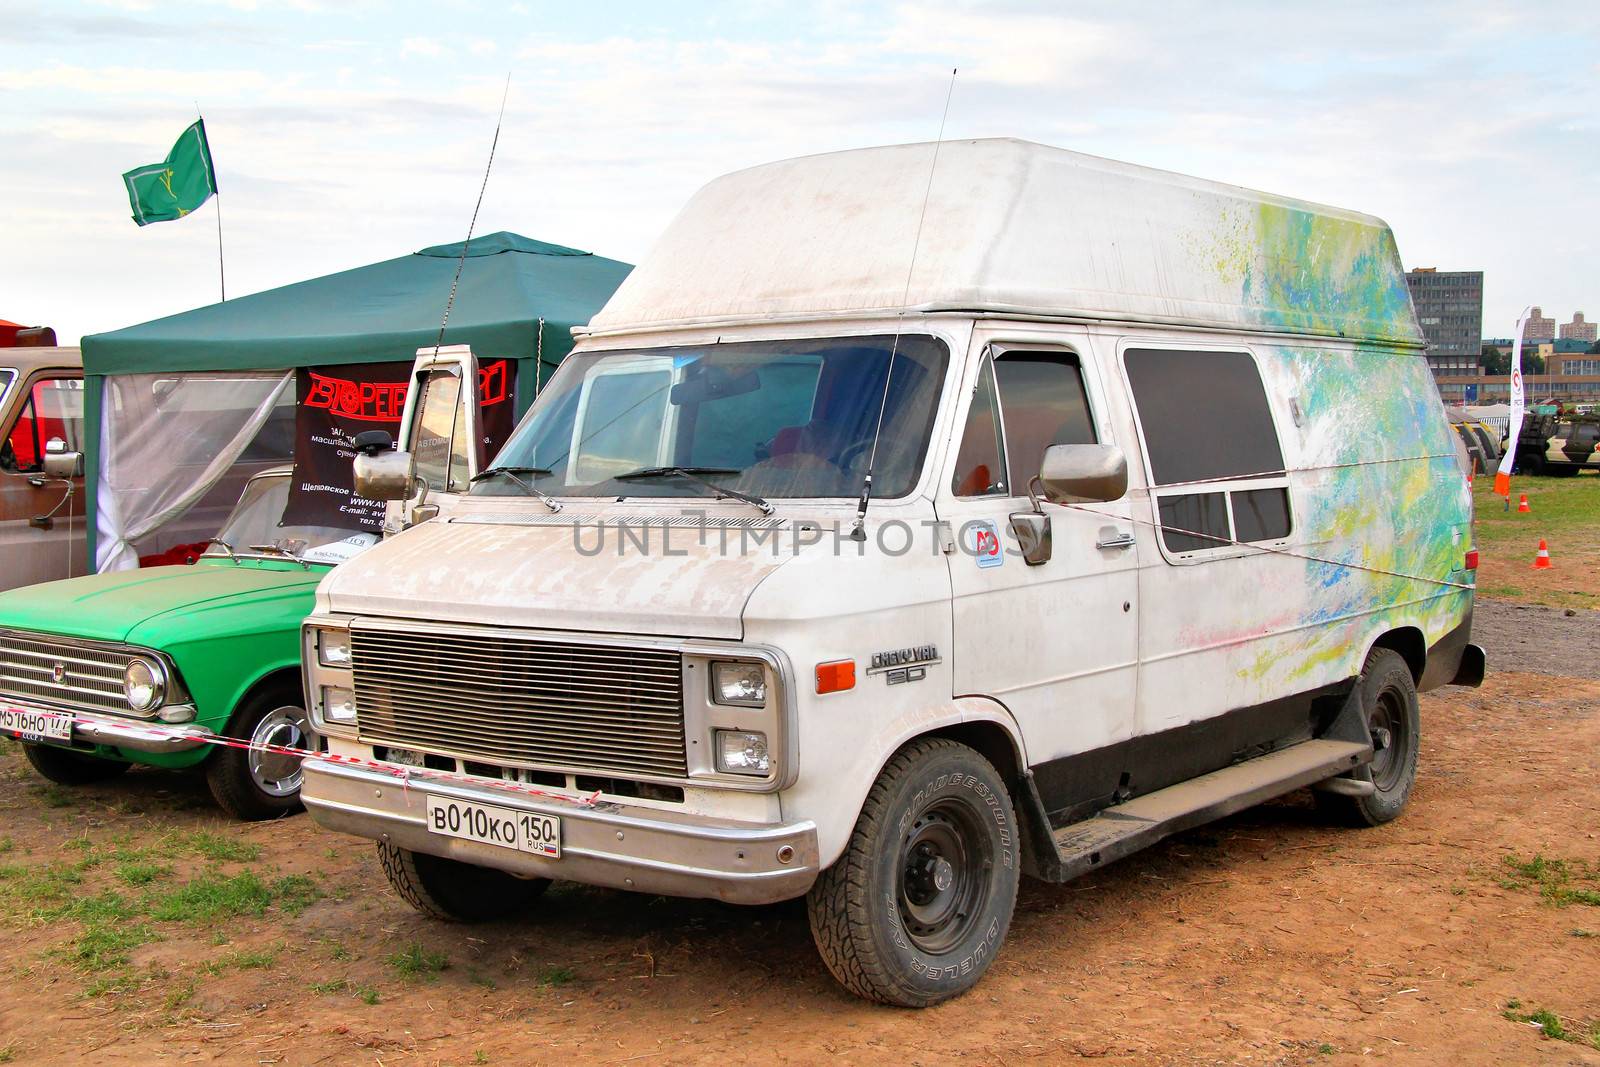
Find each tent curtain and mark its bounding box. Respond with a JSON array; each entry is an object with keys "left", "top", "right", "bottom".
[{"left": 96, "top": 371, "right": 292, "bottom": 572}]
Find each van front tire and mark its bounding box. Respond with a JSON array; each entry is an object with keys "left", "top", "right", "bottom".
[
  {"left": 378, "top": 843, "right": 551, "bottom": 922},
  {"left": 23, "top": 743, "right": 131, "bottom": 785},
  {"left": 1318, "top": 647, "right": 1419, "bottom": 827},
  {"left": 806, "top": 738, "right": 1019, "bottom": 1007}
]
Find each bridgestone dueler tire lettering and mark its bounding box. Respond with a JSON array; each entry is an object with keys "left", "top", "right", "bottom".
[
  {"left": 806, "top": 738, "right": 1019, "bottom": 1007},
  {"left": 378, "top": 842, "right": 551, "bottom": 922},
  {"left": 1318, "top": 647, "right": 1420, "bottom": 827},
  {"left": 22, "top": 743, "right": 131, "bottom": 785}
]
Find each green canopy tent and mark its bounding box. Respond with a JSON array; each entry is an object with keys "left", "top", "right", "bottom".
[{"left": 80, "top": 232, "right": 631, "bottom": 570}]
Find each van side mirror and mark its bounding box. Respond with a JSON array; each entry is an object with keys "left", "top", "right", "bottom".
[
  {"left": 352, "top": 429, "right": 394, "bottom": 455},
  {"left": 352, "top": 434, "right": 415, "bottom": 502},
  {"left": 1036, "top": 444, "right": 1128, "bottom": 504},
  {"left": 42, "top": 437, "right": 83, "bottom": 479}
]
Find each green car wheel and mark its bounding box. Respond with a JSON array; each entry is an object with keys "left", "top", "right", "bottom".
[
  {"left": 24, "top": 744, "right": 132, "bottom": 785},
  {"left": 205, "top": 686, "right": 312, "bottom": 821}
]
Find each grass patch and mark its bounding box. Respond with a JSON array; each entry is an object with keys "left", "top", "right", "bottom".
[
  {"left": 389, "top": 942, "right": 449, "bottom": 981},
  {"left": 175, "top": 831, "right": 261, "bottom": 864},
  {"left": 205, "top": 945, "right": 279, "bottom": 974},
  {"left": 114, "top": 861, "right": 172, "bottom": 887},
  {"left": 1471, "top": 475, "right": 1600, "bottom": 610},
  {"left": 35, "top": 785, "right": 75, "bottom": 808},
  {"left": 1502, "top": 1003, "right": 1600, "bottom": 1048},
  {"left": 539, "top": 965, "right": 575, "bottom": 987},
  {"left": 310, "top": 977, "right": 350, "bottom": 995},
  {"left": 164, "top": 979, "right": 197, "bottom": 1010},
  {"left": 149, "top": 872, "right": 275, "bottom": 923},
  {"left": 1499, "top": 854, "right": 1600, "bottom": 907}
]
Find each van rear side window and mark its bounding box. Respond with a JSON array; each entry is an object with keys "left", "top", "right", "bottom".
[{"left": 1124, "top": 348, "right": 1291, "bottom": 556}]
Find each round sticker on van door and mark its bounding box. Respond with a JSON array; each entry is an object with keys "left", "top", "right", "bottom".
[{"left": 963, "top": 519, "right": 1005, "bottom": 569}]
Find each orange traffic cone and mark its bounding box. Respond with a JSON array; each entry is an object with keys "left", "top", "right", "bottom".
[
  {"left": 1534, "top": 539, "right": 1552, "bottom": 569},
  {"left": 1518, "top": 494, "right": 1530, "bottom": 513}
]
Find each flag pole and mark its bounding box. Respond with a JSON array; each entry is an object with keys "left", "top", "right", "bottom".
[
  {"left": 214, "top": 187, "right": 226, "bottom": 302},
  {"left": 198, "top": 102, "right": 225, "bottom": 302}
]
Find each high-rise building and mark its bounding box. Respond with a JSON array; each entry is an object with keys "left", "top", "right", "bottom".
[
  {"left": 1405, "top": 268, "right": 1483, "bottom": 378},
  {"left": 1560, "top": 312, "right": 1597, "bottom": 343},
  {"left": 1524, "top": 307, "right": 1556, "bottom": 341}
]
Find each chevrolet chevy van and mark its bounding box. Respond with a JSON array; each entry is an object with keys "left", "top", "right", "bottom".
[{"left": 300, "top": 140, "right": 1483, "bottom": 1006}]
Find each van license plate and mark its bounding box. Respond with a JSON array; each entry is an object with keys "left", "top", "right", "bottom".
[
  {"left": 424, "top": 795, "right": 560, "bottom": 859},
  {"left": 0, "top": 705, "right": 74, "bottom": 742}
]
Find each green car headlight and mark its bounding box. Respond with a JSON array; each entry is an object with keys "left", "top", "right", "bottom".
[{"left": 123, "top": 657, "right": 167, "bottom": 713}]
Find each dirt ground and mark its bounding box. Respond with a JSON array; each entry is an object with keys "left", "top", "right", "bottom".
[{"left": 2, "top": 608, "right": 1598, "bottom": 1065}]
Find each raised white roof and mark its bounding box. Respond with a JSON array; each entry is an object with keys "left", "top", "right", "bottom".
[{"left": 588, "top": 138, "right": 1422, "bottom": 346}]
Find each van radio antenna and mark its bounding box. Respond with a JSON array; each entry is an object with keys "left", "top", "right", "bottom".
[
  {"left": 850, "top": 67, "right": 957, "bottom": 542},
  {"left": 434, "top": 73, "right": 511, "bottom": 355}
]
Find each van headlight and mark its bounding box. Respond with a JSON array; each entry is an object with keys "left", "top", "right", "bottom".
[
  {"left": 711, "top": 661, "right": 767, "bottom": 708},
  {"left": 715, "top": 730, "right": 771, "bottom": 775},
  {"left": 123, "top": 658, "right": 166, "bottom": 712},
  {"left": 317, "top": 629, "right": 353, "bottom": 667},
  {"left": 322, "top": 686, "right": 358, "bottom": 724}
]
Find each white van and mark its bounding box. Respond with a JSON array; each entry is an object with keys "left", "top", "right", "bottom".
[{"left": 301, "top": 140, "right": 1482, "bottom": 1006}]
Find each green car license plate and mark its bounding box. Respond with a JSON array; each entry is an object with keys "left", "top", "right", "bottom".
[{"left": 0, "top": 704, "right": 73, "bottom": 743}]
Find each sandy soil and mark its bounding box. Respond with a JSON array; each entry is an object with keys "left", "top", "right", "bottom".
[{"left": 1, "top": 618, "right": 1597, "bottom": 1065}]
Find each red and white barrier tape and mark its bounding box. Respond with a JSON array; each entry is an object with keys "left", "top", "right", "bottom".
[{"left": 2, "top": 706, "right": 603, "bottom": 810}]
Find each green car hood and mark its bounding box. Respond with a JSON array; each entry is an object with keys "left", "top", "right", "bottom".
[{"left": 0, "top": 561, "right": 326, "bottom": 645}]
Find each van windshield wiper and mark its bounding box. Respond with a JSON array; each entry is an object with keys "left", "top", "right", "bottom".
[
  {"left": 470, "top": 465, "right": 561, "bottom": 513},
  {"left": 613, "top": 466, "right": 774, "bottom": 515},
  {"left": 205, "top": 537, "right": 238, "bottom": 563}
]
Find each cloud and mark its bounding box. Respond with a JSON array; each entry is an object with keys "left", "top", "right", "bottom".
[
  {"left": 3, "top": 0, "right": 1597, "bottom": 342},
  {"left": 399, "top": 36, "right": 444, "bottom": 58}
]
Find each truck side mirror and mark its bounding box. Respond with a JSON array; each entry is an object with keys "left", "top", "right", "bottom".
[
  {"left": 42, "top": 437, "right": 83, "bottom": 479},
  {"left": 351, "top": 431, "right": 415, "bottom": 503},
  {"left": 1036, "top": 444, "right": 1128, "bottom": 504}
]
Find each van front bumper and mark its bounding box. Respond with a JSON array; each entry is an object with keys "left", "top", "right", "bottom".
[{"left": 301, "top": 759, "right": 819, "bottom": 905}]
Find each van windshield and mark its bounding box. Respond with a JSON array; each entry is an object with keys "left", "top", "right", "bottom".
[{"left": 477, "top": 335, "right": 949, "bottom": 500}]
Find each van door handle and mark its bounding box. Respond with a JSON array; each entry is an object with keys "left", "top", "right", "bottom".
[{"left": 1096, "top": 531, "right": 1136, "bottom": 550}]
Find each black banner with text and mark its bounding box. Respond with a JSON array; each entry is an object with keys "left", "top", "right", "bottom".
[{"left": 283, "top": 358, "right": 518, "bottom": 532}]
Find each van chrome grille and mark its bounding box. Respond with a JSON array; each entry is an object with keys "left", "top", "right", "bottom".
[
  {"left": 349, "top": 626, "right": 688, "bottom": 778},
  {"left": 0, "top": 631, "right": 133, "bottom": 713}
]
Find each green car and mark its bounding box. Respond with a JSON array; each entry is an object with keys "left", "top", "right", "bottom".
[{"left": 0, "top": 467, "right": 376, "bottom": 819}]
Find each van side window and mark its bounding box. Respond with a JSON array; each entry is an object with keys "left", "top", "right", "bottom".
[
  {"left": 1124, "top": 348, "right": 1291, "bottom": 555},
  {"left": 992, "top": 351, "right": 1097, "bottom": 493},
  {"left": 950, "top": 357, "right": 1006, "bottom": 496}
]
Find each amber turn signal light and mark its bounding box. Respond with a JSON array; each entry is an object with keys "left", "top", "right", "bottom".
[{"left": 815, "top": 659, "right": 856, "bottom": 694}]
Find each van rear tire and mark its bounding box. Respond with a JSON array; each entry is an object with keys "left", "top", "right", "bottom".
[
  {"left": 806, "top": 738, "right": 1019, "bottom": 1007},
  {"left": 378, "top": 842, "right": 551, "bottom": 922},
  {"left": 23, "top": 744, "right": 131, "bottom": 785},
  {"left": 1317, "top": 647, "right": 1419, "bottom": 827}
]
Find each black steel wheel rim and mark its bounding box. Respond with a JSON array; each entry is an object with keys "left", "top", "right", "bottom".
[
  {"left": 897, "top": 797, "right": 992, "bottom": 954},
  {"left": 1368, "top": 688, "right": 1408, "bottom": 793}
]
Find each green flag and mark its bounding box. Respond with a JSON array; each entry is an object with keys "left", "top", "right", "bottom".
[{"left": 122, "top": 119, "right": 218, "bottom": 226}]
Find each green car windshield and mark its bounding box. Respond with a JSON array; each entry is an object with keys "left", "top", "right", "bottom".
[
  {"left": 203, "top": 473, "right": 378, "bottom": 566},
  {"left": 476, "top": 334, "right": 949, "bottom": 501}
]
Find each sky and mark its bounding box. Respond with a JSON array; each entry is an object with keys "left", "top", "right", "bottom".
[{"left": 2, "top": 0, "right": 1597, "bottom": 344}]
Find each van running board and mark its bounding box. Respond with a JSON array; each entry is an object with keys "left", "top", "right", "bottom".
[{"left": 1049, "top": 739, "right": 1371, "bottom": 882}]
